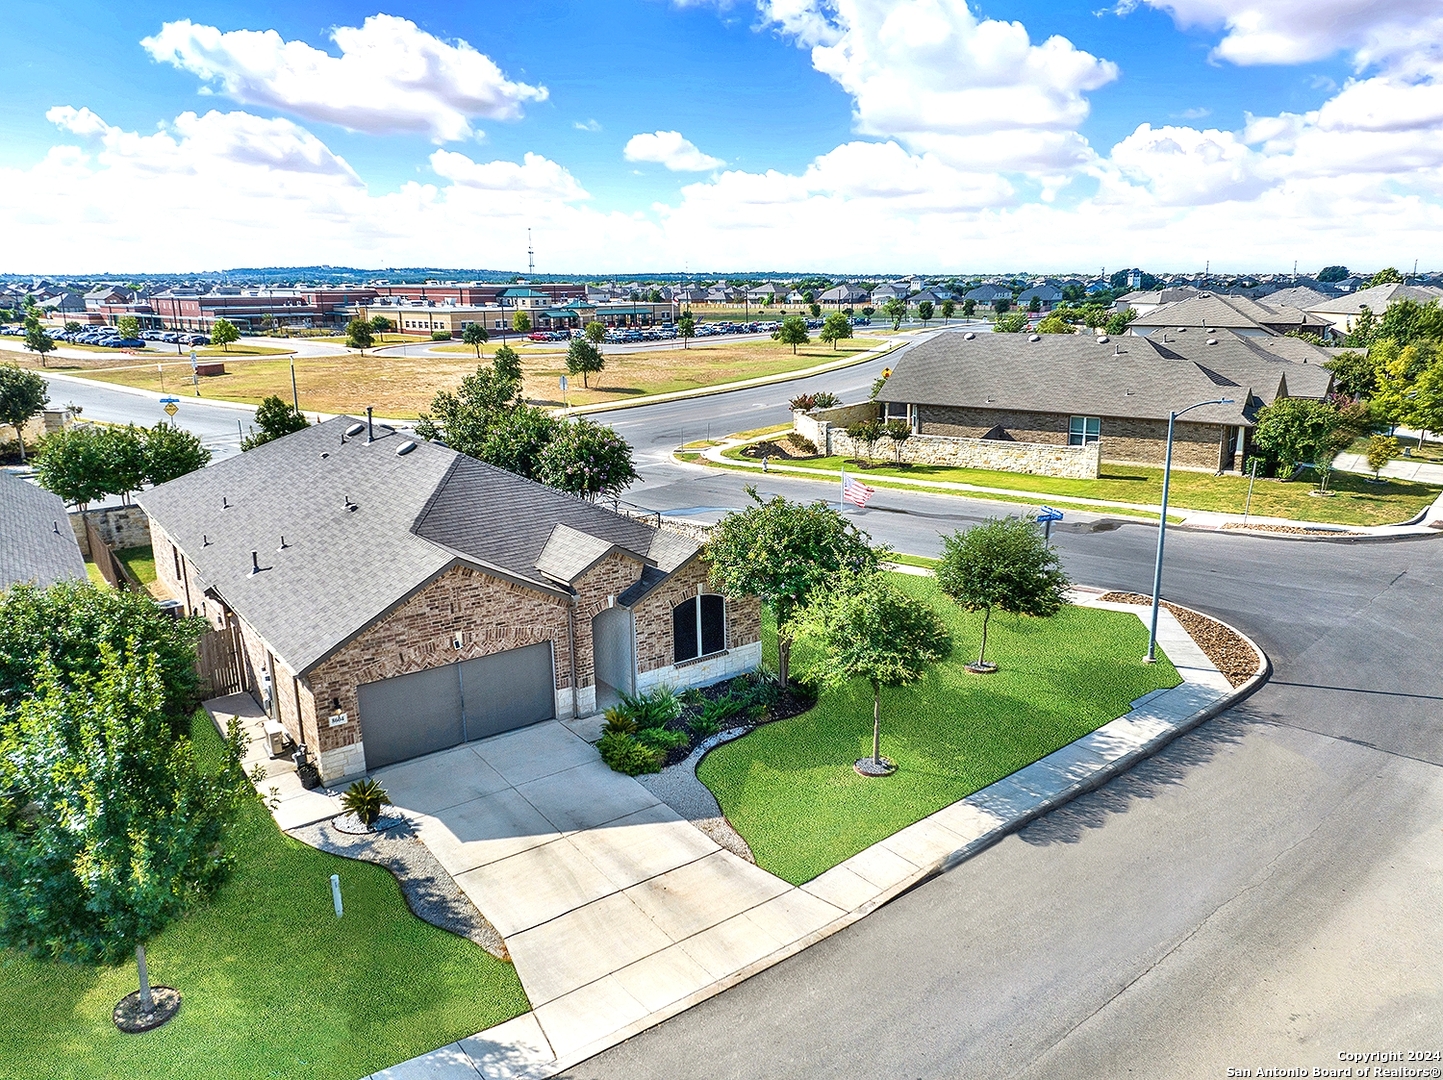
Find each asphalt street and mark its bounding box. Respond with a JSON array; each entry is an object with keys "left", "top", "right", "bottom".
[{"left": 33, "top": 350, "right": 1443, "bottom": 1078}]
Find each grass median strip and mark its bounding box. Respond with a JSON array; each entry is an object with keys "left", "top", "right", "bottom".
[
  {"left": 720, "top": 447, "right": 1438, "bottom": 526},
  {"left": 698, "top": 576, "right": 1180, "bottom": 886},
  {"left": 0, "top": 714, "right": 529, "bottom": 1080}
]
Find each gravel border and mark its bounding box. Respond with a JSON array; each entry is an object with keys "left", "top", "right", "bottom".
[
  {"left": 289, "top": 814, "right": 509, "bottom": 961},
  {"left": 1096, "top": 591, "right": 1260, "bottom": 687},
  {"left": 636, "top": 728, "right": 757, "bottom": 863}
]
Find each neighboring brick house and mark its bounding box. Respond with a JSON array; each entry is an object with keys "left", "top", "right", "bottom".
[
  {"left": 876, "top": 328, "right": 1333, "bottom": 473},
  {"left": 138, "top": 417, "right": 759, "bottom": 782}
]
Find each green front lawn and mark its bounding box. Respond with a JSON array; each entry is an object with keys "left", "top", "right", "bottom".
[
  {"left": 0, "top": 714, "right": 529, "bottom": 1080},
  {"left": 720, "top": 448, "right": 1439, "bottom": 527},
  {"left": 698, "top": 576, "right": 1181, "bottom": 885}
]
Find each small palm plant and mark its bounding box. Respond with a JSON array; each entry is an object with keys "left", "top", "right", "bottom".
[{"left": 341, "top": 778, "right": 391, "bottom": 828}]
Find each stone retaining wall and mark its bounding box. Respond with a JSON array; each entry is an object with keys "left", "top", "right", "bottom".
[
  {"left": 68, "top": 505, "right": 153, "bottom": 557},
  {"left": 794, "top": 405, "right": 1099, "bottom": 479}
]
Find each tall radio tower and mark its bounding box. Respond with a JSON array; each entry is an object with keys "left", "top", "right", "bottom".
[{"left": 528, "top": 228, "right": 535, "bottom": 278}]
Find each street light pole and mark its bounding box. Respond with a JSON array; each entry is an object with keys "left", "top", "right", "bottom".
[{"left": 1145, "top": 397, "right": 1234, "bottom": 663}]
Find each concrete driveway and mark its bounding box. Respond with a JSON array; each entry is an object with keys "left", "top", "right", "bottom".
[{"left": 372, "top": 720, "right": 842, "bottom": 1059}]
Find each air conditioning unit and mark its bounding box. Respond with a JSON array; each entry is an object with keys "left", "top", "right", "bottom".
[{"left": 154, "top": 599, "right": 185, "bottom": 619}]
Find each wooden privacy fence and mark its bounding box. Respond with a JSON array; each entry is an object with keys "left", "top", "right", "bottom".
[
  {"left": 84, "top": 514, "right": 143, "bottom": 591},
  {"left": 197, "top": 622, "right": 245, "bottom": 698}
]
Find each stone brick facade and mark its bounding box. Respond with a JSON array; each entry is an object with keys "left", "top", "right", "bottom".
[
  {"left": 151, "top": 519, "right": 762, "bottom": 783},
  {"left": 916, "top": 405, "right": 1234, "bottom": 472},
  {"left": 69, "top": 505, "right": 153, "bottom": 558}
]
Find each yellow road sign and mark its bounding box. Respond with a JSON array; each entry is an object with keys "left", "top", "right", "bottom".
[{"left": 163, "top": 402, "right": 178, "bottom": 416}]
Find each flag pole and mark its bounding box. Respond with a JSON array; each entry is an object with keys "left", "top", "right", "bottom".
[{"left": 839, "top": 467, "right": 846, "bottom": 513}]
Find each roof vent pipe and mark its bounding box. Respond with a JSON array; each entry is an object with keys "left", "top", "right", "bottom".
[
  {"left": 366, "top": 407, "right": 374, "bottom": 443},
  {"left": 202, "top": 534, "right": 211, "bottom": 547},
  {"left": 53, "top": 520, "right": 60, "bottom": 534},
  {"left": 278, "top": 535, "right": 289, "bottom": 551},
  {"left": 222, "top": 496, "right": 230, "bottom": 510},
  {"left": 248, "top": 551, "right": 261, "bottom": 576}
]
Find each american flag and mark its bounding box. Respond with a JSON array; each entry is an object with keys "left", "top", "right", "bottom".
[{"left": 841, "top": 472, "right": 876, "bottom": 508}]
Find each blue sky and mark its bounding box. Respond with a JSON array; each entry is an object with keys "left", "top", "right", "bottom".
[{"left": 1, "top": 0, "right": 1438, "bottom": 273}]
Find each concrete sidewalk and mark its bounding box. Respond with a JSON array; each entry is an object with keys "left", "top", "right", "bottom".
[
  {"left": 1333, "top": 451, "right": 1443, "bottom": 485},
  {"left": 365, "top": 595, "right": 1266, "bottom": 1080}
]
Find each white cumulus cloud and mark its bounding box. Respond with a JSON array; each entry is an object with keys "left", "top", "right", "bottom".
[
  {"left": 623, "top": 130, "right": 725, "bottom": 171},
  {"left": 757, "top": 0, "right": 1117, "bottom": 173},
  {"left": 429, "top": 149, "right": 590, "bottom": 201},
  {"left": 140, "top": 14, "right": 547, "bottom": 142}
]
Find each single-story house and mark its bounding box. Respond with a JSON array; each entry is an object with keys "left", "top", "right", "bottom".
[
  {"left": 1014, "top": 285, "right": 1062, "bottom": 311},
  {"left": 138, "top": 418, "right": 760, "bottom": 782},
  {"left": 0, "top": 473, "right": 86, "bottom": 590},
  {"left": 875, "top": 328, "right": 1332, "bottom": 473},
  {"left": 818, "top": 283, "right": 871, "bottom": 308},
  {"left": 1115, "top": 286, "right": 1202, "bottom": 315},
  {"left": 1130, "top": 292, "right": 1332, "bottom": 339},
  {"left": 963, "top": 284, "right": 1013, "bottom": 306},
  {"left": 1306, "top": 283, "right": 1443, "bottom": 334}
]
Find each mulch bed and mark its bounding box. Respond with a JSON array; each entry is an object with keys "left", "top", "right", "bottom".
[
  {"left": 113, "top": 987, "right": 181, "bottom": 1033},
  {"left": 1097, "top": 592, "right": 1261, "bottom": 687},
  {"left": 739, "top": 438, "right": 818, "bottom": 461}
]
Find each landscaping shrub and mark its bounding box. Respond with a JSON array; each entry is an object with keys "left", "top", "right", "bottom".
[
  {"left": 601, "top": 706, "right": 637, "bottom": 735},
  {"left": 688, "top": 716, "right": 721, "bottom": 739},
  {"left": 618, "top": 687, "right": 681, "bottom": 727},
  {"left": 430, "top": 330, "right": 452, "bottom": 341},
  {"left": 598, "top": 731, "right": 665, "bottom": 775},
  {"left": 340, "top": 778, "right": 391, "bottom": 827},
  {"left": 636, "top": 726, "right": 689, "bottom": 753},
  {"left": 787, "top": 433, "right": 818, "bottom": 455}
]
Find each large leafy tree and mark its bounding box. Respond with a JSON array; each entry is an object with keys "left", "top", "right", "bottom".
[
  {"left": 940, "top": 299, "right": 956, "bottom": 323},
  {"left": 1323, "top": 349, "right": 1378, "bottom": 398},
  {"left": 98, "top": 425, "right": 148, "bottom": 505},
  {"left": 994, "top": 311, "right": 1029, "bottom": 334},
  {"left": 1369, "top": 267, "right": 1403, "bottom": 287},
  {"left": 344, "top": 317, "right": 374, "bottom": 353},
  {"left": 415, "top": 354, "right": 524, "bottom": 455},
  {"left": 793, "top": 569, "right": 952, "bottom": 772},
  {"left": 705, "top": 490, "right": 881, "bottom": 686},
  {"left": 882, "top": 297, "right": 907, "bottom": 330},
  {"left": 0, "top": 649, "right": 247, "bottom": 991},
  {"left": 917, "top": 300, "right": 935, "bottom": 326},
  {"left": 566, "top": 336, "right": 605, "bottom": 388},
  {"left": 935, "top": 517, "right": 1071, "bottom": 672},
  {"left": 820, "top": 311, "right": 853, "bottom": 350},
  {"left": 1103, "top": 307, "right": 1138, "bottom": 336},
  {"left": 512, "top": 310, "right": 532, "bottom": 336},
  {"left": 584, "top": 320, "right": 607, "bottom": 347},
  {"left": 536, "top": 418, "right": 637, "bottom": 500},
  {"left": 462, "top": 321, "right": 489, "bottom": 357},
  {"left": 34, "top": 425, "right": 108, "bottom": 507},
  {"left": 0, "top": 580, "right": 205, "bottom": 728},
  {"left": 144, "top": 422, "right": 211, "bottom": 485},
  {"left": 0, "top": 363, "right": 48, "bottom": 463},
  {"left": 492, "top": 343, "right": 522, "bottom": 384},
  {"left": 1250, "top": 397, "right": 1348, "bottom": 478},
  {"left": 210, "top": 318, "right": 240, "bottom": 352},
  {"left": 1376, "top": 298, "right": 1443, "bottom": 348},
  {"left": 241, "top": 396, "right": 310, "bottom": 451},
  {"left": 774, "top": 315, "right": 810, "bottom": 354}
]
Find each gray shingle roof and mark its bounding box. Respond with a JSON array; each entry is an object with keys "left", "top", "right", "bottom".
[
  {"left": 535, "top": 525, "right": 639, "bottom": 584},
  {"left": 877, "top": 329, "right": 1332, "bottom": 428},
  {"left": 1307, "top": 283, "right": 1443, "bottom": 315},
  {"left": 138, "top": 417, "right": 699, "bottom": 673},
  {"left": 0, "top": 472, "right": 87, "bottom": 590},
  {"left": 1131, "top": 292, "right": 1328, "bottom": 331}
]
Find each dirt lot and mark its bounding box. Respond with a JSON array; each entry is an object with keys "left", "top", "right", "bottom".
[{"left": 72, "top": 336, "right": 885, "bottom": 416}]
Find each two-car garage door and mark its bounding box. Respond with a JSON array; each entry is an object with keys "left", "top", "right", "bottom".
[{"left": 356, "top": 642, "right": 555, "bottom": 770}]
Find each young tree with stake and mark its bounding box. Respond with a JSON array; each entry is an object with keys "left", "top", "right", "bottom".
[
  {"left": 462, "top": 321, "right": 489, "bottom": 357},
  {"left": 794, "top": 569, "right": 951, "bottom": 775},
  {"left": 935, "top": 517, "right": 1071, "bottom": 673},
  {"left": 210, "top": 318, "right": 240, "bottom": 353}
]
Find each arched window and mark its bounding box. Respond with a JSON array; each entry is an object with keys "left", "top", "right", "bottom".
[{"left": 673, "top": 594, "right": 726, "bottom": 663}]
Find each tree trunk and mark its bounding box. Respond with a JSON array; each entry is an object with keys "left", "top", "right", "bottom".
[
  {"left": 777, "top": 634, "right": 791, "bottom": 689},
  {"left": 977, "top": 607, "right": 991, "bottom": 667},
  {"left": 872, "top": 680, "right": 881, "bottom": 765},
  {"left": 136, "top": 945, "right": 153, "bottom": 1012}
]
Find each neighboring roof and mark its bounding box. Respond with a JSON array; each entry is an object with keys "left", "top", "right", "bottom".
[
  {"left": 876, "top": 330, "right": 1322, "bottom": 428},
  {"left": 1131, "top": 292, "right": 1330, "bottom": 332},
  {"left": 1016, "top": 285, "right": 1062, "bottom": 302},
  {"left": 1118, "top": 286, "right": 1201, "bottom": 306},
  {"left": 0, "top": 473, "right": 87, "bottom": 590},
  {"left": 1144, "top": 329, "right": 1333, "bottom": 403},
  {"left": 138, "top": 417, "right": 700, "bottom": 674},
  {"left": 963, "top": 284, "right": 1012, "bottom": 302},
  {"left": 1307, "top": 283, "right": 1443, "bottom": 315},
  {"left": 1257, "top": 286, "right": 1330, "bottom": 310}
]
